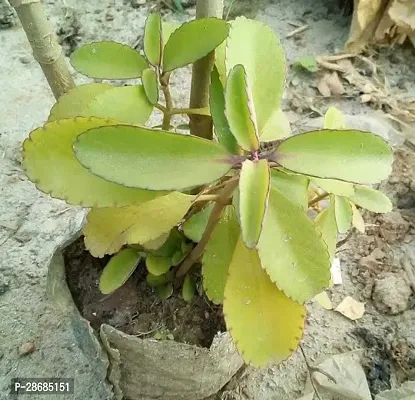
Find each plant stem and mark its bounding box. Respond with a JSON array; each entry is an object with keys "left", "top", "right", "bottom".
[
  {"left": 189, "top": 0, "right": 224, "bottom": 140},
  {"left": 308, "top": 191, "right": 329, "bottom": 207},
  {"left": 176, "top": 178, "right": 238, "bottom": 277},
  {"left": 194, "top": 194, "right": 221, "bottom": 202},
  {"left": 170, "top": 107, "right": 210, "bottom": 116},
  {"left": 160, "top": 73, "right": 173, "bottom": 130},
  {"left": 10, "top": 0, "right": 75, "bottom": 99}
]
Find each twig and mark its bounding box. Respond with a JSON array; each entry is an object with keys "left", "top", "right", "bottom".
[
  {"left": 308, "top": 191, "right": 329, "bottom": 207},
  {"left": 160, "top": 73, "right": 173, "bottom": 130},
  {"left": 169, "top": 107, "right": 211, "bottom": 116},
  {"left": 285, "top": 24, "right": 308, "bottom": 38}
]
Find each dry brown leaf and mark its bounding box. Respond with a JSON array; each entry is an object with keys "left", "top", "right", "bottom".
[
  {"left": 335, "top": 296, "right": 365, "bottom": 320},
  {"left": 317, "top": 72, "right": 344, "bottom": 97}
]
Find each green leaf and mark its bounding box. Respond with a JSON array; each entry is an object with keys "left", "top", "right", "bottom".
[
  {"left": 146, "top": 254, "right": 171, "bottom": 276},
  {"left": 311, "top": 177, "right": 355, "bottom": 197},
  {"left": 83, "top": 192, "right": 194, "bottom": 257},
  {"left": 313, "top": 291, "right": 333, "bottom": 310},
  {"left": 147, "top": 271, "right": 174, "bottom": 287},
  {"left": 225, "top": 64, "right": 259, "bottom": 152},
  {"left": 142, "top": 68, "right": 159, "bottom": 105},
  {"left": 210, "top": 67, "right": 239, "bottom": 154},
  {"left": 315, "top": 199, "right": 337, "bottom": 261},
  {"left": 48, "top": 83, "right": 113, "bottom": 121},
  {"left": 161, "top": 21, "right": 180, "bottom": 45},
  {"left": 22, "top": 118, "right": 162, "bottom": 207},
  {"left": 324, "top": 107, "right": 345, "bottom": 129},
  {"left": 257, "top": 187, "right": 331, "bottom": 303},
  {"left": 350, "top": 185, "right": 393, "bottom": 213},
  {"left": 142, "top": 232, "right": 170, "bottom": 251},
  {"left": 223, "top": 237, "right": 305, "bottom": 367},
  {"left": 70, "top": 41, "right": 148, "bottom": 79},
  {"left": 295, "top": 56, "right": 318, "bottom": 72},
  {"left": 144, "top": 13, "right": 162, "bottom": 66},
  {"left": 202, "top": 206, "right": 239, "bottom": 304},
  {"left": 334, "top": 195, "right": 353, "bottom": 234},
  {"left": 226, "top": 16, "right": 286, "bottom": 134},
  {"left": 163, "top": 18, "right": 229, "bottom": 72},
  {"left": 275, "top": 129, "right": 393, "bottom": 184},
  {"left": 214, "top": 41, "right": 226, "bottom": 87},
  {"left": 156, "top": 283, "right": 174, "bottom": 300},
  {"left": 150, "top": 229, "right": 183, "bottom": 258},
  {"left": 182, "top": 203, "right": 214, "bottom": 242},
  {"left": 270, "top": 169, "right": 309, "bottom": 210},
  {"left": 240, "top": 160, "right": 270, "bottom": 248},
  {"left": 74, "top": 125, "right": 231, "bottom": 191},
  {"left": 99, "top": 248, "right": 141, "bottom": 294},
  {"left": 182, "top": 274, "right": 196, "bottom": 303},
  {"left": 260, "top": 109, "right": 291, "bottom": 142},
  {"left": 351, "top": 202, "right": 365, "bottom": 233},
  {"left": 85, "top": 85, "right": 153, "bottom": 126}
]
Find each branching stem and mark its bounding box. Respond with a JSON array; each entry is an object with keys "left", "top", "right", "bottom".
[{"left": 308, "top": 191, "right": 329, "bottom": 207}]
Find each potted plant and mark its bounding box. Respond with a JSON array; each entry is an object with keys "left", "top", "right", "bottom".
[{"left": 14, "top": 0, "right": 394, "bottom": 398}]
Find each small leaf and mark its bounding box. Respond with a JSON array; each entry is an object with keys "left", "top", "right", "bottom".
[
  {"left": 315, "top": 199, "right": 337, "bottom": 261},
  {"left": 324, "top": 106, "right": 345, "bottom": 129},
  {"left": 150, "top": 229, "right": 183, "bottom": 258},
  {"left": 156, "top": 283, "right": 174, "bottom": 300},
  {"left": 146, "top": 254, "right": 171, "bottom": 276},
  {"left": 351, "top": 203, "right": 365, "bottom": 233},
  {"left": 153, "top": 332, "right": 163, "bottom": 340},
  {"left": 239, "top": 159, "right": 270, "bottom": 248},
  {"left": 224, "top": 238, "right": 305, "bottom": 367},
  {"left": 210, "top": 67, "right": 239, "bottom": 154},
  {"left": 147, "top": 271, "right": 174, "bottom": 287},
  {"left": 225, "top": 64, "right": 259, "bottom": 151},
  {"left": 84, "top": 192, "right": 194, "bottom": 257},
  {"left": 260, "top": 109, "right": 291, "bottom": 142},
  {"left": 171, "top": 249, "right": 186, "bottom": 266},
  {"left": 202, "top": 206, "right": 239, "bottom": 304},
  {"left": 144, "top": 13, "right": 162, "bottom": 66},
  {"left": 350, "top": 185, "right": 393, "bottom": 213},
  {"left": 99, "top": 248, "right": 141, "bottom": 294},
  {"left": 214, "top": 41, "right": 226, "bottom": 86},
  {"left": 311, "top": 177, "right": 355, "bottom": 197},
  {"left": 22, "top": 118, "right": 161, "bottom": 207},
  {"left": 226, "top": 17, "right": 286, "bottom": 134},
  {"left": 182, "top": 203, "right": 214, "bottom": 242},
  {"left": 74, "top": 125, "right": 231, "bottom": 191},
  {"left": 295, "top": 56, "right": 318, "bottom": 72},
  {"left": 270, "top": 169, "right": 309, "bottom": 210},
  {"left": 48, "top": 83, "right": 113, "bottom": 121},
  {"left": 276, "top": 129, "right": 393, "bottom": 184},
  {"left": 142, "top": 68, "right": 159, "bottom": 105},
  {"left": 71, "top": 41, "right": 148, "bottom": 79},
  {"left": 257, "top": 187, "right": 331, "bottom": 303},
  {"left": 163, "top": 18, "right": 229, "bottom": 72},
  {"left": 161, "top": 21, "right": 180, "bottom": 45},
  {"left": 334, "top": 195, "right": 353, "bottom": 234},
  {"left": 313, "top": 291, "right": 333, "bottom": 310},
  {"left": 142, "top": 232, "right": 170, "bottom": 251},
  {"left": 182, "top": 274, "right": 196, "bottom": 302}
]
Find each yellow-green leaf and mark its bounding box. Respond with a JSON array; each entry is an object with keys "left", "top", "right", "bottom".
[
  {"left": 226, "top": 17, "right": 286, "bottom": 134},
  {"left": 260, "top": 109, "right": 291, "bottom": 142},
  {"left": 83, "top": 192, "right": 194, "bottom": 257},
  {"left": 48, "top": 83, "right": 113, "bottom": 121},
  {"left": 150, "top": 229, "right": 183, "bottom": 258},
  {"left": 225, "top": 64, "right": 259, "bottom": 152},
  {"left": 351, "top": 202, "right": 365, "bottom": 233},
  {"left": 257, "top": 187, "right": 331, "bottom": 303},
  {"left": 202, "top": 206, "right": 239, "bottom": 304},
  {"left": 350, "top": 185, "right": 393, "bottom": 213},
  {"left": 311, "top": 177, "right": 355, "bottom": 197},
  {"left": 271, "top": 170, "right": 309, "bottom": 210},
  {"left": 315, "top": 199, "right": 337, "bottom": 261},
  {"left": 142, "top": 68, "right": 159, "bottom": 105},
  {"left": 313, "top": 291, "right": 333, "bottom": 310},
  {"left": 22, "top": 118, "right": 161, "bottom": 207},
  {"left": 214, "top": 40, "right": 226, "bottom": 86},
  {"left": 70, "top": 41, "right": 148, "bottom": 79},
  {"left": 74, "top": 125, "right": 231, "bottom": 191},
  {"left": 163, "top": 18, "right": 229, "bottom": 72},
  {"left": 147, "top": 271, "right": 174, "bottom": 287},
  {"left": 224, "top": 238, "right": 305, "bottom": 367},
  {"left": 276, "top": 129, "right": 393, "bottom": 184},
  {"left": 146, "top": 254, "right": 171, "bottom": 276},
  {"left": 142, "top": 232, "right": 170, "bottom": 251},
  {"left": 182, "top": 203, "right": 214, "bottom": 242},
  {"left": 99, "top": 248, "right": 141, "bottom": 295},
  {"left": 156, "top": 283, "right": 174, "bottom": 299},
  {"left": 161, "top": 21, "right": 180, "bottom": 45},
  {"left": 182, "top": 274, "right": 196, "bottom": 303},
  {"left": 334, "top": 195, "right": 352, "bottom": 234},
  {"left": 324, "top": 107, "right": 345, "bottom": 129},
  {"left": 239, "top": 159, "right": 270, "bottom": 248},
  {"left": 144, "top": 13, "right": 162, "bottom": 66}
]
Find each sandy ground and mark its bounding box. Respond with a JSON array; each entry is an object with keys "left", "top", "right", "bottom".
[{"left": 1, "top": 0, "right": 414, "bottom": 399}]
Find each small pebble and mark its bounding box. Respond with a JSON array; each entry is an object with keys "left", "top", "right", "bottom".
[{"left": 19, "top": 342, "right": 36, "bottom": 356}]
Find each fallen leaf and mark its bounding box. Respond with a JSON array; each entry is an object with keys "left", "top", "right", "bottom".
[
  {"left": 335, "top": 296, "right": 365, "bottom": 320},
  {"left": 317, "top": 72, "right": 344, "bottom": 97}
]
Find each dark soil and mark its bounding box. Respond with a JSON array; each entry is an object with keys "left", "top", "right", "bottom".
[{"left": 64, "top": 238, "right": 225, "bottom": 348}]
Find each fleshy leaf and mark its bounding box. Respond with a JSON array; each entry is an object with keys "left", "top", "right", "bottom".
[
  {"left": 202, "top": 206, "right": 239, "bottom": 304},
  {"left": 257, "top": 187, "right": 331, "bottom": 303},
  {"left": 311, "top": 177, "right": 355, "bottom": 197},
  {"left": 74, "top": 125, "right": 231, "bottom": 191},
  {"left": 350, "top": 185, "right": 393, "bottom": 213},
  {"left": 146, "top": 254, "right": 171, "bottom": 276},
  {"left": 163, "top": 18, "right": 229, "bottom": 72},
  {"left": 270, "top": 170, "right": 309, "bottom": 210},
  {"left": 315, "top": 199, "right": 337, "bottom": 261},
  {"left": 83, "top": 192, "right": 194, "bottom": 257},
  {"left": 223, "top": 238, "right": 305, "bottom": 367},
  {"left": 162, "top": 21, "right": 180, "bottom": 45},
  {"left": 313, "top": 291, "right": 333, "bottom": 310},
  {"left": 226, "top": 16, "right": 286, "bottom": 134},
  {"left": 214, "top": 41, "right": 226, "bottom": 86},
  {"left": 22, "top": 118, "right": 162, "bottom": 207},
  {"left": 334, "top": 195, "right": 353, "bottom": 234},
  {"left": 99, "top": 248, "right": 141, "bottom": 294},
  {"left": 225, "top": 64, "right": 259, "bottom": 152},
  {"left": 147, "top": 271, "right": 174, "bottom": 287},
  {"left": 149, "top": 229, "right": 183, "bottom": 258},
  {"left": 156, "top": 283, "right": 174, "bottom": 300},
  {"left": 144, "top": 13, "right": 162, "bottom": 66},
  {"left": 85, "top": 85, "right": 153, "bottom": 126},
  {"left": 295, "top": 56, "right": 318, "bottom": 73},
  {"left": 239, "top": 159, "right": 270, "bottom": 248},
  {"left": 182, "top": 274, "right": 196, "bottom": 303},
  {"left": 182, "top": 203, "right": 214, "bottom": 242},
  {"left": 70, "top": 41, "right": 148, "bottom": 79},
  {"left": 142, "top": 68, "right": 159, "bottom": 105},
  {"left": 260, "top": 109, "right": 291, "bottom": 142},
  {"left": 275, "top": 129, "right": 393, "bottom": 184},
  {"left": 48, "top": 83, "right": 113, "bottom": 121},
  {"left": 351, "top": 203, "right": 365, "bottom": 233},
  {"left": 210, "top": 67, "right": 239, "bottom": 154},
  {"left": 324, "top": 107, "right": 345, "bottom": 129}
]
